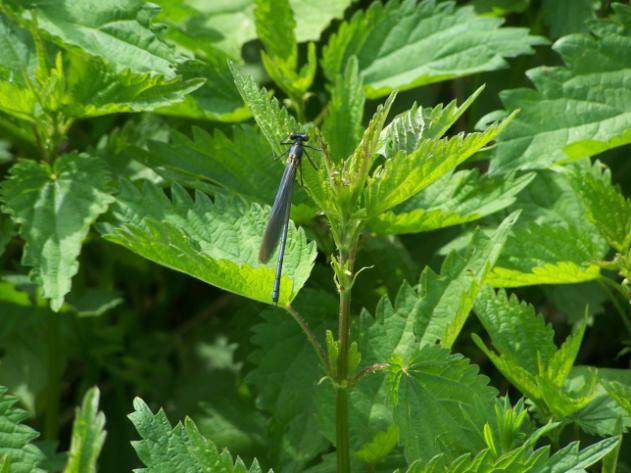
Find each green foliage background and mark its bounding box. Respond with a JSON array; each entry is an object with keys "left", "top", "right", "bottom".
[{"left": 0, "top": 0, "right": 629, "bottom": 472}]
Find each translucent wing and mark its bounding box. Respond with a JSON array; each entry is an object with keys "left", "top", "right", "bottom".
[{"left": 259, "top": 158, "right": 298, "bottom": 263}]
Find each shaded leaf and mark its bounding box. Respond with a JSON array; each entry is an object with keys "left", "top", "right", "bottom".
[
  {"left": 542, "top": 0, "right": 600, "bottom": 38},
  {"left": 388, "top": 345, "right": 497, "bottom": 464},
  {"left": 0, "top": 386, "right": 45, "bottom": 473},
  {"left": 0, "top": 153, "right": 115, "bottom": 311},
  {"left": 490, "top": 24, "right": 631, "bottom": 172}
]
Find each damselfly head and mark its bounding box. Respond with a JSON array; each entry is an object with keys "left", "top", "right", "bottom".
[{"left": 290, "top": 132, "right": 309, "bottom": 142}]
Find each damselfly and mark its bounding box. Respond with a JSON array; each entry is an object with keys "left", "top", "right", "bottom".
[{"left": 259, "top": 132, "right": 317, "bottom": 304}]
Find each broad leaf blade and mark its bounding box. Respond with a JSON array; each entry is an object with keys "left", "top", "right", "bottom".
[
  {"left": 490, "top": 24, "right": 631, "bottom": 172},
  {"left": 366, "top": 113, "right": 514, "bottom": 222},
  {"left": 322, "top": 56, "right": 365, "bottom": 162},
  {"left": 101, "top": 182, "right": 316, "bottom": 306},
  {"left": 129, "top": 397, "right": 267, "bottom": 473},
  {"left": 8, "top": 0, "right": 184, "bottom": 78},
  {"left": 369, "top": 170, "right": 534, "bottom": 235},
  {"left": 0, "top": 153, "right": 115, "bottom": 311},
  {"left": 388, "top": 345, "right": 498, "bottom": 464},
  {"left": 0, "top": 386, "right": 45, "bottom": 473},
  {"left": 322, "top": 0, "right": 545, "bottom": 98},
  {"left": 63, "top": 387, "right": 106, "bottom": 473}
]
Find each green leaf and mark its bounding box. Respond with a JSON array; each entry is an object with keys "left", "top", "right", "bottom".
[
  {"left": 472, "top": 0, "right": 530, "bottom": 15},
  {"left": 322, "top": 56, "right": 365, "bottom": 162},
  {"left": 379, "top": 86, "right": 484, "bottom": 158},
  {"left": 156, "top": 56, "right": 250, "bottom": 122},
  {"left": 8, "top": 0, "right": 184, "bottom": 78},
  {"left": 0, "top": 153, "right": 115, "bottom": 311},
  {"left": 255, "top": 0, "right": 296, "bottom": 64},
  {"left": 473, "top": 288, "right": 604, "bottom": 421},
  {"left": 602, "top": 379, "right": 631, "bottom": 417},
  {"left": 473, "top": 287, "right": 557, "bottom": 376},
  {"left": 417, "top": 212, "right": 518, "bottom": 348},
  {"left": 365, "top": 112, "right": 515, "bottom": 217},
  {"left": 388, "top": 345, "right": 497, "bottom": 464},
  {"left": 247, "top": 290, "right": 334, "bottom": 470},
  {"left": 369, "top": 170, "right": 534, "bottom": 235},
  {"left": 136, "top": 125, "right": 316, "bottom": 222},
  {"left": 63, "top": 54, "right": 204, "bottom": 118},
  {"left": 542, "top": 437, "right": 620, "bottom": 472},
  {"left": 165, "top": 0, "right": 354, "bottom": 58},
  {"left": 322, "top": 0, "right": 545, "bottom": 98},
  {"left": 229, "top": 62, "right": 300, "bottom": 156},
  {"left": 487, "top": 170, "right": 608, "bottom": 287},
  {"left": 129, "top": 397, "right": 267, "bottom": 472},
  {"left": 0, "top": 12, "right": 36, "bottom": 83},
  {"left": 0, "top": 386, "right": 45, "bottom": 473},
  {"left": 490, "top": 24, "right": 631, "bottom": 172},
  {"left": 67, "top": 288, "right": 123, "bottom": 317},
  {"left": 568, "top": 162, "right": 631, "bottom": 253},
  {"left": 542, "top": 0, "right": 600, "bottom": 38},
  {"left": 353, "top": 425, "right": 398, "bottom": 465},
  {"left": 63, "top": 387, "right": 106, "bottom": 473},
  {"left": 101, "top": 181, "right": 316, "bottom": 306}
]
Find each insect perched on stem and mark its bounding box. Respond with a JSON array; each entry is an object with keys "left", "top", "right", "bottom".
[{"left": 259, "top": 132, "right": 318, "bottom": 304}]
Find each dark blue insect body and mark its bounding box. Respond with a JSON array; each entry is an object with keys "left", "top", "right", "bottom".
[{"left": 259, "top": 133, "right": 313, "bottom": 304}]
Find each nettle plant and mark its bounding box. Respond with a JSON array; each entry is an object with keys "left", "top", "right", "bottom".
[{"left": 0, "top": 0, "right": 630, "bottom": 472}]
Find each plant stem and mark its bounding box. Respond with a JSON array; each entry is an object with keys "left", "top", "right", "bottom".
[
  {"left": 336, "top": 238, "right": 358, "bottom": 473},
  {"left": 44, "top": 314, "right": 62, "bottom": 440},
  {"left": 286, "top": 304, "right": 329, "bottom": 371}
]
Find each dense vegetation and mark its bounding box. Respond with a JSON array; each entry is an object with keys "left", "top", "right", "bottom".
[{"left": 0, "top": 0, "right": 629, "bottom": 471}]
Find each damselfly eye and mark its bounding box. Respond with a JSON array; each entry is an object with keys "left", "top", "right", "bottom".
[{"left": 290, "top": 132, "right": 309, "bottom": 142}]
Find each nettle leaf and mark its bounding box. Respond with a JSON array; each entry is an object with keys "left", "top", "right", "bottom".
[
  {"left": 157, "top": 55, "right": 250, "bottom": 122},
  {"left": 322, "top": 56, "right": 365, "bottom": 162},
  {"left": 63, "top": 387, "right": 106, "bottom": 473},
  {"left": 472, "top": 0, "right": 530, "bottom": 15},
  {"left": 388, "top": 345, "right": 498, "bottom": 464},
  {"left": 0, "top": 14, "right": 38, "bottom": 122},
  {"left": 542, "top": 0, "right": 600, "bottom": 38},
  {"left": 172, "top": 0, "right": 354, "bottom": 58},
  {"left": 379, "top": 86, "right": 483, "bottom": 158},
  {"left": 129, "top": 125, "right": 274, "bottom": 204},
  {"left": 0, "top": 153, "right": 115, "bottom": 311},
  {"left": 487, "top": 170, "right": 608, "bottom": 287},
  {"left": 101, "top": 181, "right": 316, "bottom": 306},
  {"left": 322, "top": 0, "right": 545, "bottom": 98},
  {"left": 135, "top": 125, "right": 316, "bottom": 222},
  {"left": 542, "top": 437, "right": 620, "bottom": 472},
  {"left": 474, "top": 287, "right": 556, "bottom": 376},
  {"left": 63, "top": 54, "right": 204, "bottom": 118},
  {"left": 490, "top": 23, "right": 631, "bottom": 172},
  {"left": 365, "top": 112, "right": 514, "bottom": 217},
  {"left": 602, "top": 379, "right": 631, "bottom": 416},
  {"left": 229, "top": 62, "right": 299, "bottom": 156},
  {"left": 473, "top": 288, "right": 604, "bottom": 422},
  {"left": 0, "top": 386, "right": 45, "bottom": 473},
  {"left": 568, "top": 162, "right": 631, "bottom": 253},
  {"left": 8, "top": 0, "right": 184, "bottom": 78},
  {"left": 247, "top": 290, "right": 334, "bottom": 470},
  {"left": 129, "top": 397, "right": 268, "bottom": 473},
  {"left": 316, "top": 214, "right": 516, "bottom": 452},
  {"left": 255, "top": 0, "right": 317, "bottom": 97},
  {"left": 369, "top": 170, "right": 534, "bottom": 235}
]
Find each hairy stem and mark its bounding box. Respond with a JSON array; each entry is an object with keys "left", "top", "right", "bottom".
[
  {"left": 336, "top": 237, "right": 358, "bottom": 473},
  {"left": 286, "top": 304, "right": 329, "bottom": 372}
]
